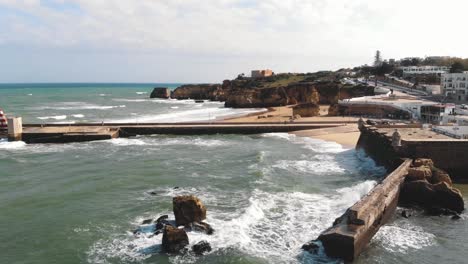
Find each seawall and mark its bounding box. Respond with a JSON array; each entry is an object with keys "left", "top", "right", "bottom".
[{"left": 356, "top": 124, "right": 468, "bottom": 182}]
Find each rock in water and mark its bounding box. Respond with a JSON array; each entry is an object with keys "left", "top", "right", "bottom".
[
  {"left": 162, "top": 226, "right": 189, "bottom": 253},
  {"left": 173, "top": 195, "right": 207, "bottom": 226},
  {"left": 401, "top": 210, "right": 412, "bottom": 218},
  {"left": 192, "top": 240, "right": 212, "bottom": 255},
  {"left": 150, "top": 87, "right": 171, "bottom": 99},
  {"left": 141, "top": 219, "right": 153, "bottom": 225},
  {"left": 406, "top": 166, "right": 432, "bottom": 182},
  {"left": 302, "top": 241, "right": 320, "bottom": 254},
  {"left": 187, "top": 222, "right": 214, "bottom": 235}
]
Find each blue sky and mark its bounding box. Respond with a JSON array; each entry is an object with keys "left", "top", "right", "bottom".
[{"left": 1, "top": 0, "right": 467, "bottom": 83}]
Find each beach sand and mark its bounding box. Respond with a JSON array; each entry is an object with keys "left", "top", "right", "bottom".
[{"left": 223, "top": 105, "right": 360, "bottom": 148}]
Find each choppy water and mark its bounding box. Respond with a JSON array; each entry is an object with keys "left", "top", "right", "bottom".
[
  {"left": 0, "top": 83, "right": 263, "bottom": 123},
  {"left": 0, "top": 84, "right": 467, "bottom": 264}
]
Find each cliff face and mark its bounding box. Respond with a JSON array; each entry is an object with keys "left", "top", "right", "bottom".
[
  {"left": 169, "top": 74, "right": 374, "bottom": 109},
  {"left": 224, "top": 83, "right": 319, "bottom": 108},
  {"left": 172, "top": 84, "right": 228, "bottom": 101}
]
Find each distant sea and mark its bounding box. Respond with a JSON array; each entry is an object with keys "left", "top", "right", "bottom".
[
  {"left": 0, "top": 83, "right": 467, "bottom": 264},
  {"left": 0, "top": 83, "right": 262, "bottom": 124}
]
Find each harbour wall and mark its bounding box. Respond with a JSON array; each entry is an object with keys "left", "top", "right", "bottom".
[{"left": 357, "top": 124, "right": 468, "bottom": 182}]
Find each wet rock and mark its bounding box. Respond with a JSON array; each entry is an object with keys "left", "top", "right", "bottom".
[
  {"left": 401, "top": 180, "right": 464, "bottom": 213},
  {"left": 187, "top": 222, "right": 214, "bottom": 235},
  {"left": 431, "top": 168, "right": 452, "bottom": 186},
  {"left": 452, "top": 214, "right": 462, "bottom": 220},
  {"left": 192, "top": 240, "right": 212, "bottom": 255},
  {"left": 174, "top": 186, "right": 180, "bottom": 190},
  {"left": 148, "top": 191, "right": 157, "bottom": 196},
  {"left": 173, "top": 195, "right": 207, "bottom": 226},
  {"left": 162, "top": 225, "right": 189, "bottom": 253},
  {"left": 406, "top": 166, "right": 432, "bottom": 182},
  {"left": 141, "top": 219, "right": 153, "bottom": 225},
  {"left": 401, "top": 210, "right": 412, "bottom": 218},
  {"left": 150, "top": 87, "right": 171, "bottom": 99},
  {"left": 413, "top": 158, "right": 434, "bottom": 168},
  {"left": 156, "top": 215, "right": 169, "bottom": 223},
  {"left": 302, "top": 241, "right": 320, "bottom": 254}
]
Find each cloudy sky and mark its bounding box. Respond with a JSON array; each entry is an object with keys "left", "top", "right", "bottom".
[{"left": 0, "top": 0, "right": 467, "bottom": 83}]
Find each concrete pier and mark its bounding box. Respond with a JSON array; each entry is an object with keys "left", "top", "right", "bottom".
[
  {"left": 20, "top": 122, "right": 348, "bottom": 144},
  {"left": 7, "top": 117, "right": 22, "bottom": 141},
  {"left": 317, "top": 159, "right": 412, "bottom": 261}
]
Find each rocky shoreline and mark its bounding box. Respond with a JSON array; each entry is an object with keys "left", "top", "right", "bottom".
[{"left": 150, "top": 73, "right": 374, "bottom": 114}]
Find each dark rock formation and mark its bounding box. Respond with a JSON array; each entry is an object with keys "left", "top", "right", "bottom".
[
  {"left": 172, "top": 84, "right": 226, "bottom": 101},
  {"left": 302, "top": 241, "right": 320, "bottom": 254},
  {"left": 186, "top": 222, "right": 214, "bottom": 235},
  {"left": 173, "top": 195, "right": 207, "bottom": 226},
  {"left": 192, "top": 240, "right": 212, "bottom": 255},
  {"left": 162, "top": 225, "right": 189, "bottom": 253},
  {"left": 141, "top": 219, "right": 153, "bottom": 225},
  {"left": 150, "top": 87, "right": 171, "bottom": 99},
  {"left": 400, "top": 160, "right": 464, "bottom": 213},
  {"left": 292, "top": 103, "right": 320, "bottom": 117}
]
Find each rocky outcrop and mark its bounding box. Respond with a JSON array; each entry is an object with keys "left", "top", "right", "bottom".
[
  {"left": 162, "top": 225, "right": 189, "bottom": 253},
  {"left": 400, "top": 159, "right": 464, "bottom": 213},
  {"left": 292, "top": 103, "right": 320, "bottom": 117},
  {"left": 224, "top": 83, "right": 320, "bottom": 108},
  {"left": 192, "top": 241, "right": 212, "bottom": 255},
  {"left": 172, "top": 84, "right": 227, "bottom": 101},
  {"left": 150, "top": 87, "right": 171, "bottom": 99},
  {"left": 173, "top": 195, "right": 207, "bottom": 226}
]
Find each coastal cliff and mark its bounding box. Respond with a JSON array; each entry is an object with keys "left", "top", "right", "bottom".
[{"left": 166, "top": 73, "right": 374, "bottom": 109}]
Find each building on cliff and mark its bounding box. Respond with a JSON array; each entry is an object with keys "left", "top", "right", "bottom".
[{"left": 251, "top": 69, "right": 273, "bottom": 78}]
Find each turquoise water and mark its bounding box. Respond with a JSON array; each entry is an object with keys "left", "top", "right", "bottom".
[
  {"left": 0, "top": 84, "right": 467, "bottom": 264},
  {"left": 0, "top": 83, "right": 261, "bottom": 124}
]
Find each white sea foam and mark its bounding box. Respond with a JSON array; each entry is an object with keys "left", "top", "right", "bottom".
[
  {"left": 107, "top": 107, "right": 264, "bottom": 123},
  {"left": 273, "top": 159, "right": 345, "bottom": 175},
  {"left": 107, "top": 138, "right": 147, "bottom": 146},
  {"left": 72, "top": 114, "right": 85, "bottom": 118},
  {"left": 31, "top": 102, "right": 126, "bottom": 111},
  {"left": 372, "top": 224, "right": 436, "bottom": 253},
  {"left": 262, "top": 133, "right": 346, "bottom": 154},
  {"left": 136, "top": 92, "right": 148, "bottom": 95},
  {"left": 0, "top": 140, "right": 26, "bottom": 149},
  {"left": 37, "top": 115, "right": 67, "bottom": 120},
  {"left": 27, "top": 93, "right": 33, "bottom": 96},
  {"left": 88, "top": 180, "right": 377, "bottom": 263},
  {"left": 170, "top": 106, "right": 179, "bottom": 109}
]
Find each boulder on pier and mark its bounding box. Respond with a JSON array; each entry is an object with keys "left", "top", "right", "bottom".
[{"left": 400, "top": 159, "right": 464, "bottom": 213}]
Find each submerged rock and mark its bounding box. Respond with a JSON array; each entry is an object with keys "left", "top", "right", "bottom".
[
  {"left": 162, "top": 226, "right": 189, "bottom": 253},
  {"left": 192, "top": 240, "right": 212, "bottom": 255},
  {"left": 173, "top": 195, "right": 207, "bottom": 226},
  {"left": 401, "top": 210, "right": 412, "bottom": 218}
]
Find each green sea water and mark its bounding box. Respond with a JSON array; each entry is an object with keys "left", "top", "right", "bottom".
[{"left": 0, "top": 84, "right": 467, "bottom": 264}]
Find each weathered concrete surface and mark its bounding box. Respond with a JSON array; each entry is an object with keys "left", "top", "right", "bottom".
[
  {"left": 19, "top": 122, "right": 348, "bottom": 144},
  {"left": 22, "top": 126, "right": 119, "bottom": 144},
  {"left": 318, "top": 159, "right": 412, "bottom": 261},
  {"left": 357, "top": 124, "right": 468, "bottom": 181}
]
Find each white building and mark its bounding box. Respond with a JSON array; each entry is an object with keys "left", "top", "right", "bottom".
[
  {"left": 401, "top": 66, "right": 449, "bottom": 76},
  {"left": 441, "top": 72, "right": 468, "bottom": 101}
]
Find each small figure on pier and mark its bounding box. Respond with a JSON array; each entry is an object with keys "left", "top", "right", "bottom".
[{"left": 392, "top": 129, "right": 402, "bottom": 147}]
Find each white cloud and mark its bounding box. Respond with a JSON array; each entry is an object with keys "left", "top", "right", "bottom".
[{"left": 0, "top": 0, "right": 468, "bottom": 82}]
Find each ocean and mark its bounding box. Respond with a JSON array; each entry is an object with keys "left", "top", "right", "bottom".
[{"left": 0, "top": 84, "right": 467, "bottom": 264}]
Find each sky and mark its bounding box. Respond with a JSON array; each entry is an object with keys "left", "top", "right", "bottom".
[{"left": 1, "top": 0, "right": 468, "bottom": 83}]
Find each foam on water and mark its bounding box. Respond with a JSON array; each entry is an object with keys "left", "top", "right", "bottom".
[
  {"left": 72, "top": 114, "right": 85, "bottom": 118},
  {"left": 31, "top": 102, "right": 126, "bottom": 111},
  {"left": 273, "top": 159, "right": 345, "bottom": 175},
  {"left": 0, "top": 139, "right": 26, "bottom": 149},
  {"left": 136, "top": 92, "right": 147, "bottom": 95},
  {"left": 87, "top": 181, "right": 378, "bottom": 264},
  {"left": 37, "top": 115, "right": 67, "bottom": 120},
  {"left": 262, "top": 133, "right": 346, "bottom": 154},
  {"left": 372, "top": 223, "right": 436, "bottom": 253}
]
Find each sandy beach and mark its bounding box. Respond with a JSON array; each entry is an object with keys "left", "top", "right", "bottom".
[{"left": 224, "top": 105, "right": 360, "bottom": 148}]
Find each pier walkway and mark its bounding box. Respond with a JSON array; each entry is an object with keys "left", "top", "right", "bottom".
[{"left": 18, "top": 121, "right": 352, "bottom": 144}]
